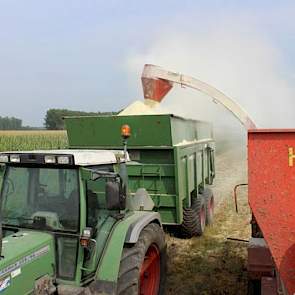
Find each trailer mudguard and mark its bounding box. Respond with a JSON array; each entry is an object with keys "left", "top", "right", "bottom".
[{"left": 90, "top": 211, "right": 161, "bottom": 294}]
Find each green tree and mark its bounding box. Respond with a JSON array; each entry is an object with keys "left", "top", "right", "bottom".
[
  {"left": 0, "top": 116, "right": 22, "bottom": 130},
  {"left": 44, "top": 109, "right": 117, "bottom": 130}
]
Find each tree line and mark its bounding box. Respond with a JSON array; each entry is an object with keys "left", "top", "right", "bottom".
[
  {"left": 0, "top": 116, "right": 22, "bottom": 130},
  {"left": 0, "top": 109, "right": 117, "bottom": 130},
  {"left": 44, "top": 109, "right": 117, "bottom": 130}
]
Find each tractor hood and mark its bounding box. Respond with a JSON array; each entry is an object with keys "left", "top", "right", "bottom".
[{"left": 0, "top": 230, "right": 55, "bottom": 295}]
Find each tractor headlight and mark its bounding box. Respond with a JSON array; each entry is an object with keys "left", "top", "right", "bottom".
[
  {"left": 80, "top": 227, "right": 93, "bottom": 248},
  {"left": 57, "top": 156, "right": 70, "bottom": 165},
  {"left": 44, "top": 155, "right": 56, "bottom": 164},
  {"left": 0, "top": 155, "right": 9, "bottom": 163},
  {"left": 10, "top": 154, "right": 21, "bottom": 163}
]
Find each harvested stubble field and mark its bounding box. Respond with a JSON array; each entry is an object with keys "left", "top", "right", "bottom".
[
  {"left": 166, "top": 146, "right": 250, "bottom": 295},
  {"left": 0, "top": 130, "right": 67, "bottom": 151}
]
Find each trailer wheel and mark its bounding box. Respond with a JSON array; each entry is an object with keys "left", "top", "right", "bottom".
[
  {"left": 247, "top": 279, "right": 261, "bottom": 295},
  {"left": 181, "top": 196, "right": 206, "bottom": 238},
  {"left": 203, "top": 188, "right": 214, "bottom": 225},
  {"left": 117, "top": 223, "right": 167, "bottom": 295}
]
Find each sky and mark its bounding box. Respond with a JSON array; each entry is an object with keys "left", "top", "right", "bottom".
[{"left": 0, "top": 1, "right": 294, "bottom": 127}]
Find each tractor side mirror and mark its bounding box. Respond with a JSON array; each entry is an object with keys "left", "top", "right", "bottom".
[{"left": 105, "top": 180, "right": 126, "bottom": 210}]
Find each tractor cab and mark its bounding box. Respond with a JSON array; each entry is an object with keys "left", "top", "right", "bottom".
[{"left": 0, "top": 149, "right": 128, "bottom": 285}]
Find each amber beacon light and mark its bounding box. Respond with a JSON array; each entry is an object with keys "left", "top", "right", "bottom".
[{"left": 121, "top": 124, "right": 131, "bottom": 139}]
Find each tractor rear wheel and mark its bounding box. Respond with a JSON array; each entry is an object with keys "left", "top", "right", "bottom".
[
  {"left": 181, "top": 196, "right": 206, "bottom": 238},
  {"left": 203, "top": 188, "right": 214, "bottom": 225},
  {"left": 117, "top": 223, "right": 167, "bottom": 295}
]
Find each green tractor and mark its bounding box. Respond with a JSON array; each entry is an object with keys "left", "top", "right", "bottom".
[
  {"left": 0, "top": 146, "right": 166, "bottom": 294},
  {"left": 0, "top": 113, "right": 214, "bottom": 294}
]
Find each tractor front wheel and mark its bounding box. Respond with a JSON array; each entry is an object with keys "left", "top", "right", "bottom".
[{"left": 117, "top": 223, "right": 167, "bottom": 295}]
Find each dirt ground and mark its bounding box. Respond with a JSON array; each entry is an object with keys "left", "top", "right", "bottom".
[{"left": 165, "top": 146, "right": 251, "bottom": 295}]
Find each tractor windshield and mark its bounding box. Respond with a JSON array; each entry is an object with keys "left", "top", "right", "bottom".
[{"left": 1, "top": 166, "right": 80, "bottom": 232}]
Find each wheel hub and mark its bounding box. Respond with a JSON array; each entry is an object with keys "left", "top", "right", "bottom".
[{"left": 140, "top": 244, "right": 160, "bottom": 295}]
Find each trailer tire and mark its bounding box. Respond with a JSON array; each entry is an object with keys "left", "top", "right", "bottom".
[
  {"left": 117, "top": 223, "right": 167, "bottom": 295},
  {"left": 247, "top": 279, "right": 261, "bottom": 295},
  {"left": 181, "top": 196, "right": 206, "bottom": 238},
  {"left": 203, "top": 188, "right": 214, "bottom": 225}
]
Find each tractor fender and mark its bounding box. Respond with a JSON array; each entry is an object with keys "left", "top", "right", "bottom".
[
  {"left": 92, "top": 211, "right": 162, "bottom": 294},
  {"left": 124, "top": 211, "right": 161, "bottom": 243}
]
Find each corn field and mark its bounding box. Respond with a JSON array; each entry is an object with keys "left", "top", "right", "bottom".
[{"left": 0, "top": 130, "right": 68, "bottom": 151}]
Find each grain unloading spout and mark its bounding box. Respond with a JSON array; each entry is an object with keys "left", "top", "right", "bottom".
[
  {"left": 141, "top": 64, "right": 256, "bottom": 130},
  {"left": 141, "top": 66, "right": 173, "bottom": 102}
]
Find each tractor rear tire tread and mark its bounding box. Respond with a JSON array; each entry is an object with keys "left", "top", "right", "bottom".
[{"left": 117, "top": 223, "right": 167, "bottom": 295}]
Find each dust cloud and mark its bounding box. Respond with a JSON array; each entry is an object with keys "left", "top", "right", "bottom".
[{"left": 125, "top": 24, "right": 295, "bottom": 153}]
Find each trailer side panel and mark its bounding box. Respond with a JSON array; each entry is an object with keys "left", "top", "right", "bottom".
[{"left": 248, "top": 130, "right": 295, "bottom": 294}]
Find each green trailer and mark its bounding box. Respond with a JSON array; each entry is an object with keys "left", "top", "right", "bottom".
[{"left": 65, "top": 114, "right": 215, "bottom": 236}]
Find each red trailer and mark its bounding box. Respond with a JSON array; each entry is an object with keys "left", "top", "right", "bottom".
[{"left": 248, "top": 130, "right": 295, "bottom": 294}]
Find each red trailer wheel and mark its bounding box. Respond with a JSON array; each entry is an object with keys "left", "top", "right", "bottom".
[
  {"left": 206, "top": 195, "right": 214, "bottom": 225},
  {"left": 140, "top": 244, "right": 161, "bottom": 295},
  {"left": 203, "top": 188, "right": 214, "bottom": 225},
  {"left": 200, "top": 205, "right": 206, "bottom": 232}
]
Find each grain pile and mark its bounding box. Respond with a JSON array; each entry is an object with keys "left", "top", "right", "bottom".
[{"left": 118, "top": 99, "right": 168, "bottom": 116}]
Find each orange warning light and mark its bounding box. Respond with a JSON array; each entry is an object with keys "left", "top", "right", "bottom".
[{"left": 121, "top": 124, "right": 131, "bottom": 139}]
